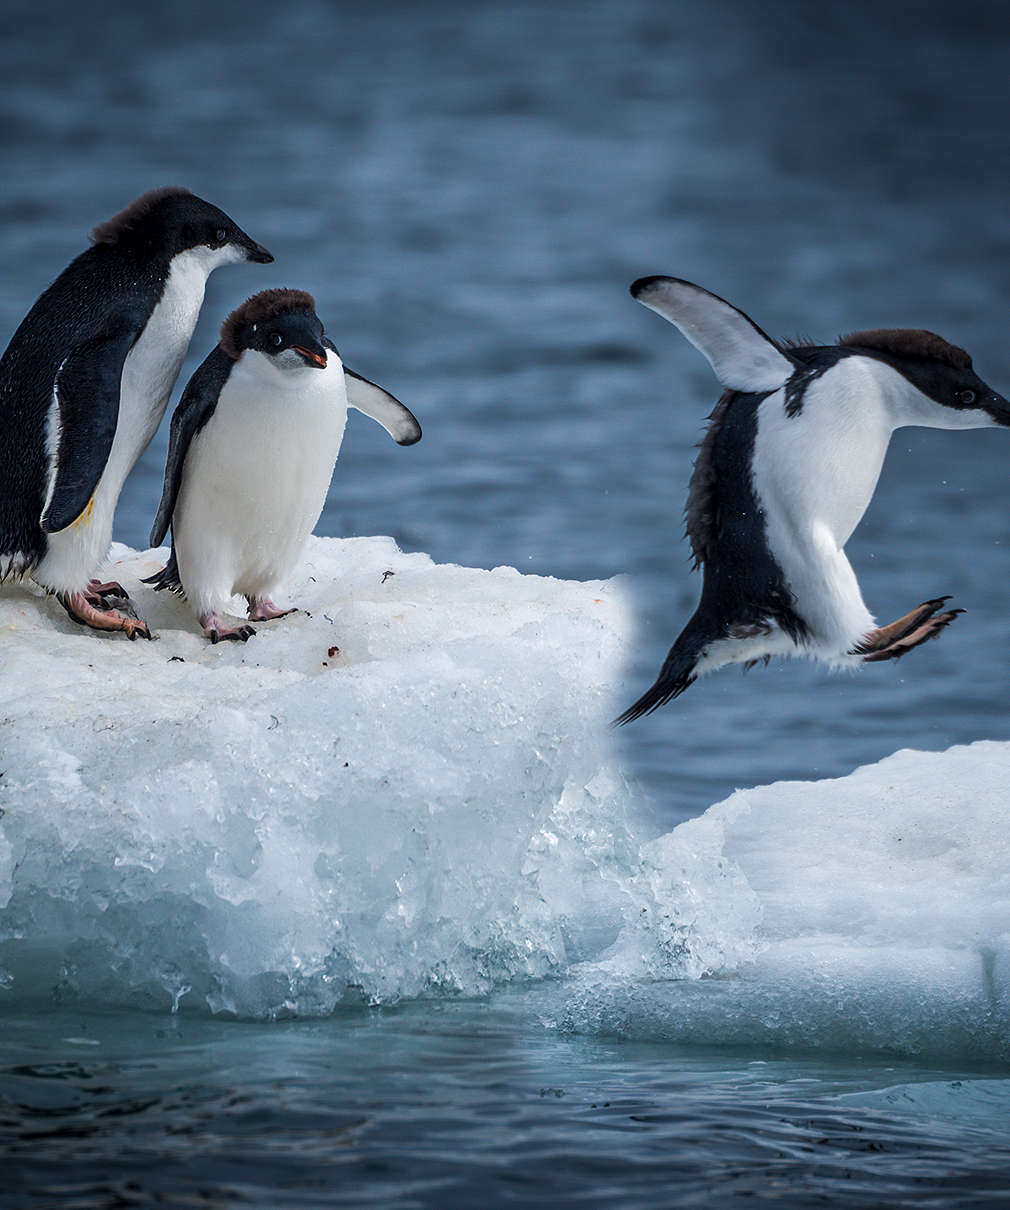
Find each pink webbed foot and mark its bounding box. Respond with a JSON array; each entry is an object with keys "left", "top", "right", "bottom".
[
  {"left": 86, "top": 578, "right": 129, "bottom": 604},
  {"left": 58, "top": 590, "right": 152, "bottom": 641},
  {"left": 852, "top": 596, "right": 964, "bottom": 662},
  {"left": 246, "top": 596, "right": 297, "bottom": 622},
  {"left": 200, "top": 611, "right": 256, "bottom": 644}
]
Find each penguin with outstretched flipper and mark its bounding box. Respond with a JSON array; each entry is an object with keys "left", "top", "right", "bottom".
[
  {"left": 144, "top": 289, "right": 421, "bottom": 643},
  {"left": 618, "top": 276, "right": 1010, "bottom": 724}
]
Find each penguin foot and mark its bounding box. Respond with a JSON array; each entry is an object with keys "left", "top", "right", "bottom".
[
  {"left": 58, "top": 591, "right": 153, "bottom": 641},
  {"left": 854, "top": 597, "right": 964, "bottom": 662},
  {"left": 208, "top": 625, "right": 256, "bottom": 644},
  {"left": 246, "top": 596, "right": 297, "bottom": 622},
  {"left": 200, "top": 612, "right": 256, "bottom": 643},
  {"left": 86, "top": 579, "right": 129, "bottom": 604}
]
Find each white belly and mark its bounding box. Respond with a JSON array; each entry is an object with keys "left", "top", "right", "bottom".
[
  {"left": 36, "top": 247, "right": 227, "bottom": 593},
  {"left": 752, "top": 359, "right": 892, "bottom": 650},
  {"left": 173, "top": 354, "right": 347, "bottom": 615}
]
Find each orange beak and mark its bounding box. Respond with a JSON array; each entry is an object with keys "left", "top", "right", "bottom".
[{"left": 294, "top": 346, "right": 327, "bottom": 368}]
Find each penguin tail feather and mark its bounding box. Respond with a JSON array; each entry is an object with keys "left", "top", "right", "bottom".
[
  {"left": 140, "top": 549, "right": 185, "bottom": 597},
  {"left": 613, "top": 630, "right": 705, "bottom": 726}
]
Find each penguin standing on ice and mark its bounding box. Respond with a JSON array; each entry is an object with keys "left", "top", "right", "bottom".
[
  {"left": 0, "top": 187, "right": 273, "bottom": 639},
  {"left": 617, "top": 276, "right": 1010, "bottom": 724},
  {"left": 144, "top": 288, "right": 421, "bottom": 642}
]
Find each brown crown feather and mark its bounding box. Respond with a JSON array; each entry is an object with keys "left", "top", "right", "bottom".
[
  {"left": 841, "top": 328, "right": 972, "bottom": 370},
  {"left": 220, "top": 288, "right": 318, "bottom": 359},
  {"left": 90, "top": 186, "right": 193, "bottom": 246}
]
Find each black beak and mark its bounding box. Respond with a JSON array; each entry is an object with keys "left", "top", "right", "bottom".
[
  {"left": 985, "top": 392, "right": 1010, "bottom": 426},
  {"left": 246, "top": 241, "right": 274, "bottom": 264}
]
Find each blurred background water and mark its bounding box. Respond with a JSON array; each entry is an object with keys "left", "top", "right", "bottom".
[
  {"left": 2, "top": 0, "right": 1010, "bottom": 1205},
  {"left": 3, "top": 0, "right": 1010, "bottom": 824}
]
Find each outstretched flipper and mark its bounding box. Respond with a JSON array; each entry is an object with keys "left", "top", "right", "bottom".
[
  {"left": 149, "top": 348, "right": 231, "bottom": 548},
  {"left": 41, "top": 317, "right": 143, "bottom": 534},
  {"left": 342, "top": 362, "right": 422, "bottom": 446},
  {"left": 630, "top": 276, "right": 795, "bottom": 393}
]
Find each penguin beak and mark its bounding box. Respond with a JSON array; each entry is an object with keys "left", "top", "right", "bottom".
[
  {"left": 293, "top": 345, "right": 327, "bottom": 369},
  {"left": 987, "top": 392, "right": 1010, "bottom": 426},
  {"left": 246, "top": 241, "right": 274, "bottom": 264}
]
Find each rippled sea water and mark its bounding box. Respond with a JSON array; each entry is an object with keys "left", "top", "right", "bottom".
[
  {"left": 2, "top": 0, "right": 1010, "bottom": 1205},
  {"left": 4, "top": 1005, "right": 1010, "bottom": 1210}
]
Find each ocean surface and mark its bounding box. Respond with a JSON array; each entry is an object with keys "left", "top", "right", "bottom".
[{"left": 2, "top": 0, "right": 1010, "bottom": 1205}]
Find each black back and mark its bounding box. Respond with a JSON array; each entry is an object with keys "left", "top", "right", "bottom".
[
  {"left": 0, "top": 190, "right": 270, "bottom": 568},
  {"left": 0, "top": 244, "right": 167, "bottom": 566},
  {"left": 688, "top": 388, "right": 811, "bottom": 645}
]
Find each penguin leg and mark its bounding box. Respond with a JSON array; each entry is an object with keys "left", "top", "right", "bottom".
[
  {"left": 199, "top": 611, "right": 256, "bottom": 644},
  {"left": 854, "top": 597, "right": 963, "bottom": 662},
  {"left": 246, "top": 596, "right": 297, "bottom": 622},
  {"left": 58, "top": 591, "right": 152, "bottom": 641}
]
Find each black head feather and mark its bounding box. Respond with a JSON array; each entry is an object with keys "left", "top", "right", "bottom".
[
  {"left": 220, "top": 289, "right": 319, "bottom": 360},
  {"left": 90, "top": 187, "right": 193, "bottom": 246},
  {"left": 841, "top": 328, "right": 972, "bottom": 370}
]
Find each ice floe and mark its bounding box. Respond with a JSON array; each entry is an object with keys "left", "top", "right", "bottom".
[{"left": 1, "top": 538, "right": 1007, "bottom": 1062}]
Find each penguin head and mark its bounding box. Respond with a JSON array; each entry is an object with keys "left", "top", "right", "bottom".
[
  {"left": 91, "top": 187, "right": 273, "bottom": 266},
  {"left": 840, "top": 329, "right": 1010, "bottom": 430},
  {"left": 221, "top": 289, "right": 330, "bottom": 373},
  {"left": 630, "top": 276, "right": 1010, "bottom": 431}
]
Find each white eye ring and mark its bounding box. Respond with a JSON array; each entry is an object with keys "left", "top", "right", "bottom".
[{"left": 271, "top": 333, "right": 283, "bottom": 347}]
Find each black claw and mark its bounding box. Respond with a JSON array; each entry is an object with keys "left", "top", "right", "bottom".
[{"left": 210, "top": 631, "right": 220, "bottom": 645}]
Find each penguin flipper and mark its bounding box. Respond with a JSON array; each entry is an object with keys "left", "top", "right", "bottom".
[
  {"left": 630, "top": 276, "right": 795, "bottom": 393},
  {"left": 149, "top": 349, "right": 229, "bottom": 548},
  {"left": 343, "top": 367, "right": 422, "bottom": 446},
  {"left": 41, "top": 324, "right": 138, "bottom": 534}
]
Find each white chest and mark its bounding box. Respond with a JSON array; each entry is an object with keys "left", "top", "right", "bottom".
[
  {"left": 753, "top": 358, "right": 893, "bottom": 549},
  {"left": 116, "top": 250, "right": 213, "bottom": 465},
  {"left": 175, "top": 353, "right": 348, "bottom": 597}
]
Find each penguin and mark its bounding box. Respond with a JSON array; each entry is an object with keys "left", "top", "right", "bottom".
[
  {"left": 143, "top": 288, "right": 421, "bottom": 642},
  {"left": 616, "top": 276, "right": 1010, "bottom": 725},
  {"left": 0, "top": 187, "right": 273, "bottom": 639}
]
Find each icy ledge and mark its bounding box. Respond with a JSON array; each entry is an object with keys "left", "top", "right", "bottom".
[
  {"left": 0, "top": 536, "right": 636, "bottom": 1015},
  {"left": 550, "top": 740, "right": 1010, "bottom": 1061},
  {"left": 1, "top": 538, "right": 1009, "bottom": 1062}
]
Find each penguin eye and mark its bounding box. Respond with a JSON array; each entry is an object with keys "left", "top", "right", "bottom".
[
  {"left": 957, "top": 389, "right": 977, "bottom": 405},
  {"left": 270, "top": 333, "right": 283, "bottom": 347},
  {"left": 215, "top": 228, "right": 228, "bottom": 244}
]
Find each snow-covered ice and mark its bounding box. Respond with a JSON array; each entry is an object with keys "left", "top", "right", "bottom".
[
  {"left": 1, "top": 537, "right": 1008, "bottom": 1061},
  {"left": 0, "top": 536, "right": 634, "bottom": 1015},
  {"left": 552, "top": 742, "right": 1010, "bottom": 1061}
]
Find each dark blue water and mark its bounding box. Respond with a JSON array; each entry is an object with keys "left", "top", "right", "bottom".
[
  {"left": 2, "top": 0, "right": 1010, "bottom": 1204},
  {"left": 4, "top": 1005, "right": 1010, "bottom": 1210}
]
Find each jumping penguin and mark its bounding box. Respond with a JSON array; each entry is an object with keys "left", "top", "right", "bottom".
[
  {"left": 0, "top": 187, "right": 273, "bottom": 639},
  {"left": 144, "top": 288, "right": 421, "bottom": 642},
  {"left": 616, "top": 276, "right": 1010, "bottom": 725}
]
